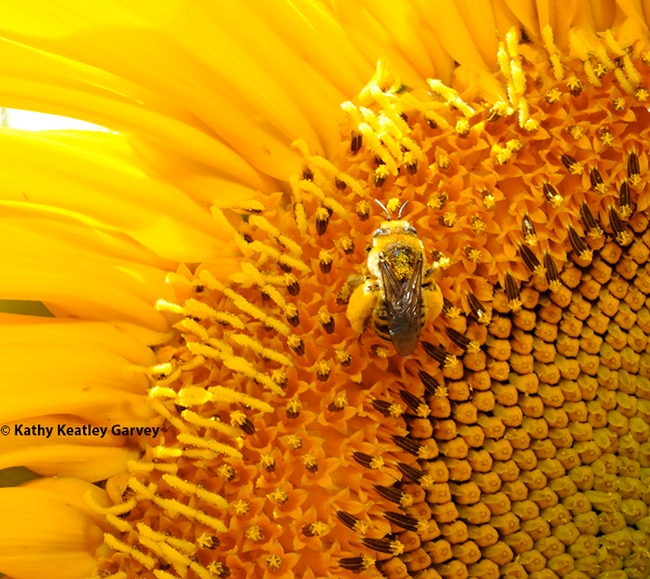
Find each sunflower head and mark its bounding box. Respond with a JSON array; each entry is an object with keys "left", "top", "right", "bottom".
[{"left": 22, "top": 12, "right": 647, "bottom": 579}]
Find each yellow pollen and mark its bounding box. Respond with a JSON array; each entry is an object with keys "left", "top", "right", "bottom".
[
  {"left": 455, "top": 118, "right": 470, "bottom": 137},
  {"left": 386, "top": 197, "right": 402, "bottom": 214},
  {"left": 482, "top": 193, "right": 496, "bottom": 209},
  {"left": 437, "top": 152, "right": 451, "bottom": 169},
  {"left": 245, "top": 526, "right": 263, "bottom": 541},
  {"left": 285, "top": 434, "right": 302, "bottom": 449},
  {"left": 467, "top": 249, "right": 482, "bottom": 263},
  {"left": 442, "top": 212, "right": 458, "bottom": 227},
  {"left": 331, "top": 390, "right": 348, "bottom": 410},
  {"left": 301, "top": 453, "right": 316, "bottom": 470},
  {"left": 266, "top": 554, "right": 282, "bottom": 571},
  {"left": 545, "top": 88, "right": 562, "bottom": 103}
]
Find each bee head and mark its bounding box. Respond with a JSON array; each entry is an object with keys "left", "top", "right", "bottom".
[
  {"left": 372, "top": 199, "right": 417, "bottom": 238},
  {"left": 372, "top": 220, "right": 418, "bottom": 238}
]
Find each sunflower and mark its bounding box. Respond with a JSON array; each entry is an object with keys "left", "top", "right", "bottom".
[{"left": 1, "top": 2, "right": 650, "bottom": 579}]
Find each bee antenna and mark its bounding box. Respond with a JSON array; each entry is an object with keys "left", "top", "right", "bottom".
[
  {"left": 398, "top": 200, "right": 409, "bottom": 219},
  {"left": 374, "top": 199, "right": 391, "bottom": 220}
]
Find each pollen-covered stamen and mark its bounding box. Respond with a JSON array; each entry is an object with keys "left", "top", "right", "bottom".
[
  {"left": 340, "top": 236, "right": 355, "bottom": 254},
  {"left": 207, "top": 562, "right": 232, "bottom": 578},
  {"left": 405, "top": 153, "right": 418, "bottom": 175},
  {"left": 481, "top": 190, "right": 496, "bottom": 209},
  {"left": 470, "top": 216, "right": 487, "bottom": 235},
  {"left": 522, "top": 215, "right": 538, "bottom": 246},
  {"left": 353, "top": 452, "right": 384, "bottom": 470},
  {"left": 428, "top": 79, "right": 475, "bottom": 118},
  {"left": 599, "top": 126, "right": 614, "bottom": 147},
  {"left": 318, "top": 250, "right": 333, "bottom": 274},
  {"left": 618, "top": 180, "right": 633, "bottom": 218},
  {"left": 421, "top": 342, "right": 458, "bottom": 368},
  {"left": 392, "top": 435, "right": 425, "bottom": 457},
  {"left": 374, "top": 485, "right": 412, "bottom": 507},
  {"left": 288, "top": 334, "right": 305, "bottom": 355},
  {"left": 441, "top": 297, "right": 461, "bottom": 319},
  {"left": 231, "top": 410, "right": 255, "bottom": 435},
  {"left": 103, "top": 534, "right": 156, "bottom": 569},
  {"left": 315, "top": 359, "right": 331, "bottom": 381},
  {"left": 589, "top": 168, "right": 607, "bottom": 194},
  {"left": 285, "top": 303, "right": 299, "bottom": 327},
  {"left": 567, "top": 76, "right": 584, "bottom": 96},
  {"left": 318, "top": 306, "right": 335, "bottom": 333},
  {"left": 350, "top": 131, "right": 362, "bottom": 154},
  {"left": 503, "top": 272, "right": 522, "bottom": 311},
  {"left": 315, "top": 207, "right": 330, "bottom": 236},
  {"left": 371, "top": 399, "right": 403, "bottom": 418},
  {"left": 398, "top": 389, "right": 429, "bottom": 417},
  {"left": 628, "top": 151, "right": 641, "bottom": 186},
  {"left": 302, "top": 454, "right": 318, "bottom": 473},
  {"left": 301, "top": 522, "right": 329, "bottom": 537},
  {"left": 337, "top": 511, "right": 369, "bottom": 534},
  {"left": 580, "top": 201, "right": 604, "bottom": 239},
  {"left": 465, "top": 247, "right": 483, "bottom": 263},
  {"left": 355, "top": 200, "right": 371, "bottom": 221},
  {"left": 286, "top": 398, "right": 301, "bottom": 419},
  {"left": 487, "top": 102, "right": 509, "bottom": 122},
  {"left": 542, "top": 182, "right": 563, "bottom": 207},
  {"left": 396, "top": 462, "right": 429, "bottom": 487},
  {"left": 417, "top": 369, "right": 441, "bottom": 396},
  {"left": 560, "top": 153, "right": 582, "bottom": 175},
  {"left": 519, "top": 243, "right": 545, "bottom": 277},
  {"left": 445, "top": 327, "right": 480, "bottom": 353},
  {"left": 374, "top": 164, "right": 390, "bottom": 187},
  {"left": 128, "top": 478, "right": 228, "bottom": 531},
  {"left": 383, "top": 511, "right": 420, "bottom": 533},
  {"left": 466, "top": 292, "right": 491, "bottom": 324},
  {"left": 609, "top": 206, "right": 633, "bottom": 246},
  {"left": 362, "top": 537, "right": 405, "bottom": 556},
  {"left": 543, "top": 251, "right": 561, "bottom": 291},
  {"left": 567, "top": 226, "right": 593, "bottom": 263},
  {"left": 339, "top": 556, "right": 375, "bottom": 571}
]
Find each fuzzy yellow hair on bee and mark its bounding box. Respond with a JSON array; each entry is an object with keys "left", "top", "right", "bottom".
[{"left": 346, "top": 200, "right": 443, "bottom": 357}]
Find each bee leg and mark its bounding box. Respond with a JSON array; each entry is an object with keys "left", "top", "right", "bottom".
[
  {"left": 423, "top": 282, "right": 443, "bottom": 323},
  {"left": 338, "top": 274, "right": 365, "bottom": 305},
  {"left": 346, "top": 281, "right": 378, "bottom": 334}
]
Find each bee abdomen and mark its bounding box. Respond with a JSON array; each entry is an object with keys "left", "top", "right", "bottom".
[{"left": 373, "top": 320, "right": 392, "bottom": 341}]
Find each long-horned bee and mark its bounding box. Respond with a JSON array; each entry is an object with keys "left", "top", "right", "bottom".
[{"left": 346, "top": 200, "right": 443, "bottom": 357}]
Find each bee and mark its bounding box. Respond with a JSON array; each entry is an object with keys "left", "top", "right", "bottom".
[{"left": 346, "top": 200, "right": 443, "bottom": 357}]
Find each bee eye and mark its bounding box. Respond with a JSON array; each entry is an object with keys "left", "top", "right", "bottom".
[{"left": 407, "top": 226, "right": 418, "bottom": 235}]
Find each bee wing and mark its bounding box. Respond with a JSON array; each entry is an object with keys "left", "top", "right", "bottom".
[{"left": 378, "top": 252, "right": 423, "bottom": 356}]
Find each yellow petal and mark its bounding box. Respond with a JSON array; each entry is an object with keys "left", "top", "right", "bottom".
[
  {"left": 0, "top": 36, "right": 271, "bottom": 191},
  {"left": 252, "top": 0, "right": 373, "bottom": 94},
  {"left": 452, "top": 0, "right": 500, "bottom": 68},
  {"left": 0, "top": 316, "right": 154, "bottom": 424},
  {"left": 411, "top": 0, "right": 491, "bottom": 69},
  {"left": 0, "top": 129, "right": 232, "bottom": 263},
  {"left": 0, "top": 415, "right": 139, "bottom": 481},
  {"left": 357, "top": 0, "right": 438, "bottom": 80},
  {"left": 0, "top": 478, "right": 108, "bottom": 579},
  {"left": 0, "top": 217, "right": 172, "bottom": 329},
  {"left": 0, "top": 0, "right": 348, "bottom": 180},
  {"left": 0, "top": 314, "right": 157, "bottom": 365}
]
